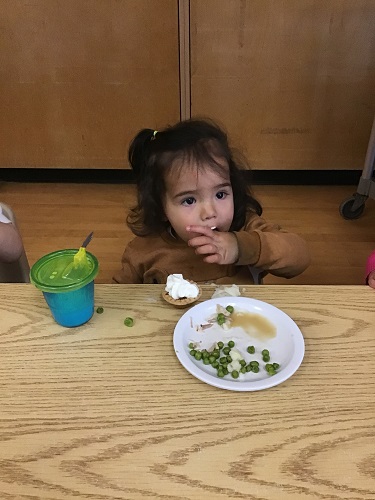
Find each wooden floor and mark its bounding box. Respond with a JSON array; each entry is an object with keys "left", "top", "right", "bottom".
[{"left": 1, "top": 181, "right": 375, "bottom": 285}]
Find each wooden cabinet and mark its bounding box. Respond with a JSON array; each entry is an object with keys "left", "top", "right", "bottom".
[
  {"left": 0, "top": 0, "right": 180, "bottom": 169},
  {"left": 190, "top": 0, "right": 375, "bottom": 170},
  {"left": 0, "top": 0, "right": 374, "bottom": 171}
]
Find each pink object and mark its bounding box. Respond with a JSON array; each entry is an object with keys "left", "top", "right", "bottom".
[{"left": 365, "top": 250, "right": 375, "bottom": 283}]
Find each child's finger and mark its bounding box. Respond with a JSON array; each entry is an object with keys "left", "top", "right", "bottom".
[
  {"left": 193, "top": 243, "right": 217, "bottom": 256},
  {"left": 203, "top": 254, "right": 220, "bottom": 264},
  {"left": 186, "top": 225, "right": 215, "bottom": 236},
  {"left": 188, "top": 235, "right": 214, "bottom": 248}
]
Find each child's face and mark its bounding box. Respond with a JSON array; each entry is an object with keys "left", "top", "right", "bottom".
[{"left": 163, "top": 162, "right": 234, "bottom": 242}]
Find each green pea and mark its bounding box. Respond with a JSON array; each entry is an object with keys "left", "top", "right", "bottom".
[
  {"left": 217, "top": 341, "right": 224, "bottom": 349},
  {"left": 250, "top": 360, "right": 259, "bottom": 367},
  {"left": 194, "top": 352, "right": 202, "bottom": 361},
  {"left": 252, "top": 366, "right": 260, "bottom": 373},
  {"left": 263, "top": 354, "right": 270, "bottom": 362},
  {"left": 217, "top": 370, "right": 225, "bottom": 378},
  {"left": 96, "top": 306, "right": 104, "bottom": 314},
  {"left": 226, "top": 356, "right": 232, "bottom": 363},
  {"left": 262, "top": 349, "right": 270, "bottom": 356},
  {"left": 209, "top": 356, "right": 216, "bottom": 364},
  {"left": 265, "top": 363, "right": 276, "bottom": 375},
  {"left": 240, "top": 366, "right": 247, "bottom": 374},
  {"left": 223, "top": 346, "right": 231, "bottom": 355},
  {"left": 247, "top": 345, "right": 255, "bottom": 354},
  {"left": 226, "top": 305, "right": 234, "bottom": 314},
  {"left": 188, "top": 342, "right": 195, "bottom": 349},
  {"left": 228, "top": 340, "right": 235, "bottom": 348},
  {"left": 212, "top": 361, "right": 219, "bottom": 369},
  {"left": 189, "top": 349, "right": 196, "bottom": 357},
  {"left": 203, "top": 358, "right": 210, "bottom": 365},
  {"left": 217, "top": 313, "right": 226, "bottom": 325},
  {"left": 246, "top": 364, "right": 252, "bottom": 372},
  {"left": 273, "top": 363, "right": 280, "bottom": 370},
  {"left": 220, "top": 357, "right": 227, "bottom": 364},
  {"left": 124, "top": 317, "right": 134, "bottom": 327},
  {"left": 212, "top": 350, "right": 220, "bottom": 359},
  {"left": 239, "top": 359, "right": 246, "bottom": 367},
  {"left": 231, "top": 370, "right": 239, "bottom": 379}
]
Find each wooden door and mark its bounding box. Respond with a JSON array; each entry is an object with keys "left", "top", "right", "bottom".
[
  {"left": 190, "top": 0, "right": 375, "bottom": 170},
  {"left": 0, "top": 0, "right": 180, "bottom": 169}
]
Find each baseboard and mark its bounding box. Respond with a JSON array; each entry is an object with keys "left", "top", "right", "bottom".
[
  {"left": 0, "top": 168, "right": 362, "bottom": 185},
  {"left": 251, "top": 170, "right": 361, "bottom": 185}
]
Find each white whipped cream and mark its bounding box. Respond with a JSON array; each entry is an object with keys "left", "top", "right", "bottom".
[{"left": 165, "top": 274, "right": 199, "bottom": 300}]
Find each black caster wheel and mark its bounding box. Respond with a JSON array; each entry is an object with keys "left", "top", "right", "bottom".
[{"left": 339, "top": 195, "right": 365, "bottom": 220}]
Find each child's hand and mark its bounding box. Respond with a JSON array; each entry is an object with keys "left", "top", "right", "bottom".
[
  {"left": 186, "top": 225, "right": 239, "bottom": 265},
  {"left": 368, "top": 270, "right": 375, "bottom": 289}
]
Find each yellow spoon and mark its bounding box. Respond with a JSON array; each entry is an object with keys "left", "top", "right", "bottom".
[
  {"left": 73, "top": 231, "right": 93, "bottom": 267},
  {"left": 62, "top": 232, "right": 94, "bottom": 279}
]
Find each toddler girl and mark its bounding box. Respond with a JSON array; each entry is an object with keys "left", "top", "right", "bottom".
[{"left": 113, "top": 119, "right": 310, "bottom": 284}]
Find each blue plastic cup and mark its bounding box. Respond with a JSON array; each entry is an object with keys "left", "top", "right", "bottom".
[{"left": 30, "top": 249, "right": 99, "bottom": 327}]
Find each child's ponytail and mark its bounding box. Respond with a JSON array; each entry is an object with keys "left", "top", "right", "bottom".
[{"left": 128, "top": 128, "right": 155, "bottom": 179}]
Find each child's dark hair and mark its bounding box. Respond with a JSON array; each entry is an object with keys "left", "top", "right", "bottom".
[{"left": 127, "top": 118, "right": 262, "bottom": 236}]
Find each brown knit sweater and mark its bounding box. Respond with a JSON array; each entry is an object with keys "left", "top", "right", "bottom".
[{"left": 113, "top": 213, "right": 310, "bottom": 284}]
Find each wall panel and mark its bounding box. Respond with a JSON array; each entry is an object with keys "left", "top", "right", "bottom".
[
  {"left": 190, "top": 0, "right": 375, "bottom": 170},
  {"left": 0, "top": 0, "right": 180, "bottom": 169}
]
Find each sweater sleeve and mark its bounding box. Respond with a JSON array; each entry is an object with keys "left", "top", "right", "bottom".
[
  {"left": 233, "top": 213, "right": 310, "bottom": 279},
  {"left": 112, "top": 241, "right": 143, "bottom": 284}
]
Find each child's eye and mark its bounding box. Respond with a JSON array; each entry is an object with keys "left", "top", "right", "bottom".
[
  {"left": 216, "top": 191, "right": 228, "bottom": 200},
  {"left": 182, "top": 197, "right": 196, "bottom": 206}
]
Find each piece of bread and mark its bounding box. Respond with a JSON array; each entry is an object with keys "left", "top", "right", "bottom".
[{"left": 162, "top": 281, "right": 201, "bottom": 308}]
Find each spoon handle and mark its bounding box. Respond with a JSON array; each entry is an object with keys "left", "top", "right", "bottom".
[{"left": 81, "top": 231, "right": 94, "bottom": 248}]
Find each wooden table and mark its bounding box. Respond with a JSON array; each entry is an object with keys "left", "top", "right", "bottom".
[{"left": 1, "top": 284, "right": 375, "bottom": 500}]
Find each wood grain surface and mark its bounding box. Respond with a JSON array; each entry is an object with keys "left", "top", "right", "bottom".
[
  {"left": 191, "top": 0, "right": 375, "bottom": 171},
  {"left": 0, "top": 0, "right": 179, "bottom": 169},
  {"left": 0, "top": 284, "right": 375, "bottom": 499}
]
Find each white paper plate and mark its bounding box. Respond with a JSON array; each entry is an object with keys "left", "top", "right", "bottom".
[{"left": 173, "top": 297, "right": 304, "bottom": 391}]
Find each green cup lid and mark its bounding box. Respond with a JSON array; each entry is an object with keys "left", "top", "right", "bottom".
[{"left": 30, "top": 249, "right": 99, "bottom": 293}]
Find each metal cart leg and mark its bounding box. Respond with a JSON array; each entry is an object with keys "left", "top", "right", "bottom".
[{"left": 340, "top": 114, "right": 375, "bottom": 219}]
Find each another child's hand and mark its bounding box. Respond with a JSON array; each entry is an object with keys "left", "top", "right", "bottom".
[
  {"left": 186, "top": 225, "right": 239, "bottom": 265},
  {"left": 368, "top": 270, "right": 375, "bottom": 289}
]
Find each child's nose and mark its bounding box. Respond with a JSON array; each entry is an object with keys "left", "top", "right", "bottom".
[{"left": 200, "top": 202, "right": 216, "bottom": 221}]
